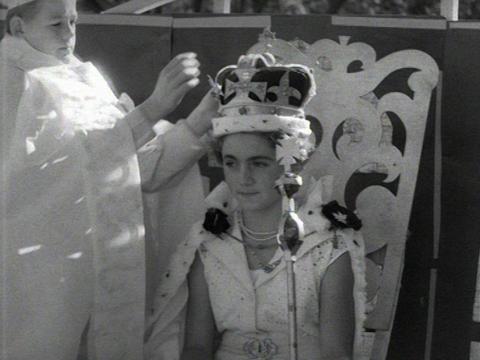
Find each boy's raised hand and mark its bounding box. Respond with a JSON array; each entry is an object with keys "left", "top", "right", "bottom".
[
  {"left": 144, "top": 52, "right": 201, "bottom": 120},
  {"left": 185, "top": 90, "right": 219, "bottom": 137}
]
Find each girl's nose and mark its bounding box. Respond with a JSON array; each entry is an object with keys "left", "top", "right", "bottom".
[{"left": 239, "top": 164, "right": 254, "bottom": 185}]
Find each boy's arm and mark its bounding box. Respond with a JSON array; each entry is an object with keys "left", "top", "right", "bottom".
[
  {"left": 118, "top": 52, "right": 218, "bottom": 191},
  {"left": 135, "top": 92, "right": 217, "bottom": 192},
  {"left": 123, "top": 52, "right": 202, "bottom": 150}
]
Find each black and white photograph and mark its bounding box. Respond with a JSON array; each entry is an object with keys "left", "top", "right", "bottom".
[{"left": 0, "top": 0, "right": 477, "bottom": 359}]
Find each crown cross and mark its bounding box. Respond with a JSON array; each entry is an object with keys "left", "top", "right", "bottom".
[
  {"left": 224, "top": 77, "right": 267, "bottom": 102},
  {"left": 276, "top": 136, "right": 303, "bottom": 171},
  {"left": 268, "top": 72, "right": 301, "bottom": 104}
]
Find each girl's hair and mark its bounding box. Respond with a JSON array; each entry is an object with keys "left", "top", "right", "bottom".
[
  {"left": 6, "top": 1, "right": 39, "bottom": 35},
  {"left": 210, "top": 131, "right": 315, "bottom": 166}
]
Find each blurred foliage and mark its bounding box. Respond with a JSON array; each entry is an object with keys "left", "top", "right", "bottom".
[{"left": 79, "top": 0, "right": 480, "bottom": 18}]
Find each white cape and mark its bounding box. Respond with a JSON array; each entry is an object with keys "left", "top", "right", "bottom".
[
  {"left": 1, "top": 35, "right": 205, "bottom": 360},
  {"left": 145, "top": 178, "right": 368, "bottom": 359}
]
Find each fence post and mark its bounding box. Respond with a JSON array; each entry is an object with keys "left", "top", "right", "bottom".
[
  {"left": 440, "top": 0, "right": 459, "bottom": 21},
  {"left": 213, "top": 0, "right": 231, "bottom": 13}
]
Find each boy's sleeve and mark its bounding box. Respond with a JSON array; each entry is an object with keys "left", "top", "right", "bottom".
[
  {"left": 10, "top": 74, "right": 74, "bottom": 170},
  {"left": 136, "top": 120, "right": 206, "bottom": 192}
]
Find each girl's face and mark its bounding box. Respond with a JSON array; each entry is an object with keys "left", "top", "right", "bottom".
[
  {"left": 221, "top": 133, "right": 283, "bottom": 213},
  {"left": 19, "top": 0, "right": 77, "bottom": 61}
]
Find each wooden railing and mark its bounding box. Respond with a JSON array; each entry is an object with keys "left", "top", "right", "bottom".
[{"left": 103, "top": 0, "right": 460, "bottom": 18}]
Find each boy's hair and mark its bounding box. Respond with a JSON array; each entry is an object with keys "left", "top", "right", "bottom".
[{"left": 6, "top": 1, "right": 39, "bottom": 35}]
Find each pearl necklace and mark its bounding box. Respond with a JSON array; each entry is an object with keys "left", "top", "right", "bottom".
[
  {"left": 239, "top": 216, "right": 278, "bottom": 242},
  {"left": 221, "top": 214, "right": 281, "bottom": 273}
]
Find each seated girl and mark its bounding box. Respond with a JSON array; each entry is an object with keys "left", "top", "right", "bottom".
[{"left": 145, "top": 53, "right": 367, "bottom": 360}]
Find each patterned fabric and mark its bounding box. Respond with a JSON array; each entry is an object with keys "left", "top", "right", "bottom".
[
  {"left": 198, "top": 213, "right": 351, "bottom": 360},
  {"left": 145, "top": 178, "right": 367, "bottom": 359}
]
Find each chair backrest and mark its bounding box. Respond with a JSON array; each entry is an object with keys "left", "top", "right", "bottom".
[{"left": 248, "top": 29, "right": 439, "bottom": 359}]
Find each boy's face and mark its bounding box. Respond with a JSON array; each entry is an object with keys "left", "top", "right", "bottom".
[{"left": 20, "top": 0, "right": 78, "bottom": 61}]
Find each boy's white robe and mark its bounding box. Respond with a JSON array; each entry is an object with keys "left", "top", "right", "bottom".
[{"left": 0, "top": 35, "right": 205, "bottom": 360}]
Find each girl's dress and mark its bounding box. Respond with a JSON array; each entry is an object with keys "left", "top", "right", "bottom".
[{"left": 145, "top": 178, "right": 367, "bottom": 360}]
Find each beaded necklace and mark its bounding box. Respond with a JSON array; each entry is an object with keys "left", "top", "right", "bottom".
[{"left": 238, "top": 214, "right": 281, "bottom": 272}]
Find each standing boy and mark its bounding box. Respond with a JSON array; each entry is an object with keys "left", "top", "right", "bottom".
[{"left": 0, "top": 0, "right": 215, "bottom": 358}]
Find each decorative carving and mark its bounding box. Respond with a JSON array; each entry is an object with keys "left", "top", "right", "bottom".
[{"left": 248, "top": 32, "right": 439, "bottom": 349}]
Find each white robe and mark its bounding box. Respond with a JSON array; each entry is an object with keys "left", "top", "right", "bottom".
[{"left": 0, "top": 34, "right": 205, "bottom": 360}]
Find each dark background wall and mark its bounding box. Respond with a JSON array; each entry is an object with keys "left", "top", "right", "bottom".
[{"left": 433, "top": 23, "right": 480, "bottom": 360}]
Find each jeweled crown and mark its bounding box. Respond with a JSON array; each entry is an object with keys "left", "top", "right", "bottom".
[
  {"left": 211, "top": 53, "right": 316, "bottom": 140},
  {"left": 215, "top": 53, "right": 316, "bottom": 118}
]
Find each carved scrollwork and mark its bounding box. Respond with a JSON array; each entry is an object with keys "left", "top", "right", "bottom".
[{"left": 248, "top": 30, "right": 439, "bottom": 333}]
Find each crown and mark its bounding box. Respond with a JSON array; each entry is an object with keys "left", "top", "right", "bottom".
[{"left": 211, "top": 53, "right": 316, "bottom": 139}]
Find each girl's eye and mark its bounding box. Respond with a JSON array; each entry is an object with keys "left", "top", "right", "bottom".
[
  {"left": 223, "top": 161, "right": 236, "bottom": 168},
  {"left": 253, "top": 161, "right": 268, "bottom": 168},
  {"left": 51, "top": 23, "right": 61, "bottom": 27}
]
